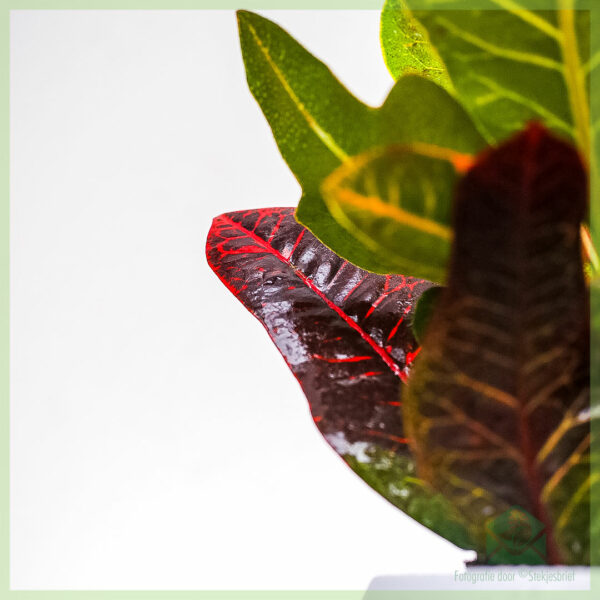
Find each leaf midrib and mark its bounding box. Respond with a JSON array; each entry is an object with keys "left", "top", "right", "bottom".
[
  {"left": 244, "top": 17, "right": 350, "bottom": 163},
  {"left": 508, "top": 131, "right": 570, "bottom": 564}
]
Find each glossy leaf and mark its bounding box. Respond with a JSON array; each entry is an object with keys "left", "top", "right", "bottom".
[
  {"left": 321, "top": 143, "right": 473, "bottom": 283},
  {"left": 404, "top": 125, "right": 591, "bottom": 564},
  {"left": 206, "top": 207, "right": 476, "bottom": 550},
  {"left": 402, "top": 1, "right": 591, "bottom": 159},
  {"left": 381, "top": 0, "right": 451, "bottom": 90},
  {"left": 237, "top": 10, "right": 486, "bottom": 276}
]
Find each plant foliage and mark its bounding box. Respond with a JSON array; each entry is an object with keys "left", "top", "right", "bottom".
[
  {"left": 206, "top": 4, "right": 597, "bottom": 565},
  {"left": 237, "top": 10, "right": 485, "bottom": 282},
  {"left": 405, "top": 125, "right": 590, "bottom": 564}
]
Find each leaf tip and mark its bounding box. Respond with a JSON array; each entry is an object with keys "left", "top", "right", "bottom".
[
  {"left": 236, "top": 9, "right": 263, "bottom": 28},
  {"left": 236, "top": 9, "right": 258, "bottom": 34},
  {"left": 465, "top": 123, "right": 586, "bottom": 216}
]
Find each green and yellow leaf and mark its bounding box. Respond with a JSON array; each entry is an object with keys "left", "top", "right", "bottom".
[
  {"left": 237, "top": 10, "right": 485, "bottom": 277},
  {"left": 321, "top": 143, "right": 473, "bottom": 283},
  {"left": 381, "top": 0, "right": 452, "bottom": 90},
  {"left": 402, "top": 1, "right": 591, "bottom": 158},
  {"left": 396, "top": 1, "right": 599, "bottom": 276}
]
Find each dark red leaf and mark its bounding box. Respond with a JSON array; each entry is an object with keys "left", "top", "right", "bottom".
[
  {"left": 206, "top": 208, "right": 430, "bottom": 458},
  {"left": 405, "top": 124, "right": 590, "bottom": 564}
]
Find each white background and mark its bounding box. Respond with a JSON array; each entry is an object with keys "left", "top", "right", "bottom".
[{"left": 10, "top": 9, "right": 472, "bottom": 590}]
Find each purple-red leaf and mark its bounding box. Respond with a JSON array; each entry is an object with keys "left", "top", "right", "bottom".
[
  {"left": 404, "top": 125, "right": 590, "bottom": 564},
  {"left": 206, "top": 208, "right": 430, "bottom": 457},
  {"left": 207, "top": 208, "right": 481, "bottom": 552}
]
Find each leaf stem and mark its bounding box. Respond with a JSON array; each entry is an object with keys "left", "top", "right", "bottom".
[{"left": 558, "top": 3, "right": 591, "bottom": 162}]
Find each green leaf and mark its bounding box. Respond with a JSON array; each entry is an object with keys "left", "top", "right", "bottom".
[
  {"left": 237, "top": 10, "right": 486, "bottom": 276},
  {"left": 237, "top": 10, "right": 394, "bottom": 273},
  {"left": 404, "top": 125, "right": 590, "bottom": 564},
  {"left": 321, "top": 143, "right": 472, "bottom": 283},
  {"left": 344, "top": 446, "right": 475, "bottom": 551},
  {"left": 381, "top": 0, "right": 452, "bottom": 90},
  {"left": 375, "top": 74, "right": 486, "bottom": 154},
  {"left": 402, "top": 1, "right": 591, "bottom": 159},
  {"left": 237, "top": 10, "right": 375, "bottom": 179},
  {"left": 411, "top": 285, "right": 443, "bottom": 344}
]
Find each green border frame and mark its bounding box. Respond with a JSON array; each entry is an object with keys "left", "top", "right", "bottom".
[{"left": 3, "top": 0, "right": 598, "bottom": 598}]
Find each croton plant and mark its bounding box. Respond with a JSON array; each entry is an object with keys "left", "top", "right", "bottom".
[{"left": 206, "top": 0, "right": 599, "bottom": 565}]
